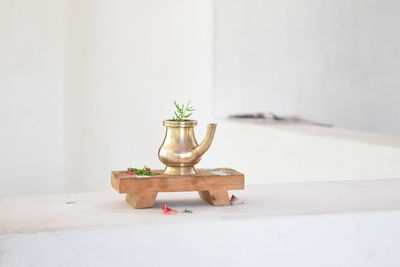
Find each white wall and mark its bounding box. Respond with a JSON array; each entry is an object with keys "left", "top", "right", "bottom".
[
  {"left": 205, "top": 120, "right": 400, "bottom": 185},
  {"left": 214, "top": 0, "right": 400, "bottom": 135},
  {"left": 0, "top": 0, "right": 65, "bottom": 195},
  {"left": 0, "top": 0, "right": 213, "bottom": 195},
  {"left": 2, "top": 0, "right": 399, "bottom": 196},
  {"left": 64, "top": 0, "right": 213, "bottom": 192}
]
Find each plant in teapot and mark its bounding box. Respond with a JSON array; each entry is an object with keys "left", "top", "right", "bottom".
[
  {"left": 173, "top": 100, "right": 195, "bottom": 121},
  {"left": 158, "top": 101, "right": 217, "bottom": 175}
]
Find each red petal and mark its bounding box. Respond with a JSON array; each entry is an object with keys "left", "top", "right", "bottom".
[
  {"left": 230, "top": 194, "right": 245, "bottom": 205},
  {"left": 162, "top": 202, "right": 178, "bottom": 215}
]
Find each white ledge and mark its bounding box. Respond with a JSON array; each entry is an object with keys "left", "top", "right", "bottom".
[
  {"left": 1, "top": 179, "right": 400, "bottom": 266},
  {"left": 204, "top": 120, "right": 400, "bottom": 184}
]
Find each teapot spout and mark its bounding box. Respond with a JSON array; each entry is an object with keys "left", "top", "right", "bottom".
[{"left": 195, "top": 123, "right": 217, "bottom": 157}]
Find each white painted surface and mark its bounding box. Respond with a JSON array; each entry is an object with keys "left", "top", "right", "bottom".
[
  {"left": 1, "top": 179, "right": 400, "bottom": 266},
  {"left": 214, "top": 0, "right": 400, "bottom": 135},
  {"left": 202, "top": 120, "right": 400, "bottom": 185},
  {"left": 64, "top": 0, "right": 213, "bottom": 192},
  {"left": 2, "top": 0, "right": 400, "bottom": 197},
  {"left": 0, "top": 0, "right": 65, "bottom": 195},
  {"left": 0, "top": 0, "right": 213, "bottom": 195}
]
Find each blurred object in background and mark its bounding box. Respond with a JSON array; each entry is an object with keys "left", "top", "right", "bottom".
[{"left": 229, "top": 112, "right": 332, "bottom": 127}]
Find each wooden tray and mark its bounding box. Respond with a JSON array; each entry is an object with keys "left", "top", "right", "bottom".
[{"left": 111, "top": 168, "right": 245, "bottom": 208}]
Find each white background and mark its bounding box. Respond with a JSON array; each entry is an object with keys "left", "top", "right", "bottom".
[
  {"left": 1, "top": 0, "right": 213, "bottom": 195},
  {"left": 1, "top": 0, "right": 399, "bottom": 196},
  {"left": 0, "top": 0, "right": 65, "bottom": 195},
  {"left": 214, "top": 0, "right": 400, "bottom": 135},
  {"left": 64, "top": 0, "right": 213, "bottom": 193}
]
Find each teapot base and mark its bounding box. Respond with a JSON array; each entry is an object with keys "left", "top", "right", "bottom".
[{"left": 164, "top": 166, "right": 196, "bottom": 175}]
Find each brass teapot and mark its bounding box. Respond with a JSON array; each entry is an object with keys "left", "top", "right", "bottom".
[{"left": 158, "top": 120, "right": 217, "bottom": 175}]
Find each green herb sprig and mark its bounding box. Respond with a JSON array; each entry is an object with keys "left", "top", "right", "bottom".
[
  {"left": 127, "top": 166, "right": 160, "bottom": 176},
  {"left": 173, "top": 100, "right": 195, "bottom": 121}
]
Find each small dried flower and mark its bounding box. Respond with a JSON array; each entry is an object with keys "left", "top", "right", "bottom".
[
  {"left": 230, "top": 194, "right": 245, "bottom": 205},
  {"left": 162, "top": 202, "right": 178, "bottom": 215}
]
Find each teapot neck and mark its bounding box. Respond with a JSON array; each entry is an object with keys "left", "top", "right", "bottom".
[
  {"left": 165, "top": 126, "right": 196, "bottom": 139},
  {"left": 163, "top": 119, "right": 197, "bottom": 128}
]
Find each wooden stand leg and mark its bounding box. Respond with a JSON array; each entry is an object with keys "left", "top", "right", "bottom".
[
  {"left": 126, "top": 192, "right": 158, "bottom": 209},
  {"left": 198, "top": 190, "right": 230, "bottom": 206}
]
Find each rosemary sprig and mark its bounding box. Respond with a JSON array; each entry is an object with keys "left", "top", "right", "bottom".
[{"left": 173, "top": 100, "right": 195, "bottom": 121}]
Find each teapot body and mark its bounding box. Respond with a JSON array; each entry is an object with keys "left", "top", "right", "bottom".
[{"left": 158, "top": 120, "right": 216, "bottom": 175}]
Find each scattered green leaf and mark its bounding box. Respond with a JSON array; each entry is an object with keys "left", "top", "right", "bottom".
[
  {"left": 127, "top": 166, "right": 160, "bottom": 176},
  {"left": 182, "top": 209, "right": 193, "bottom": 213}
]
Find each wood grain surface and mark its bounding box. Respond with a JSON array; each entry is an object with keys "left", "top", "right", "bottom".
[{"left": 111, "top": 168, "right": 244, "bottom": 208}]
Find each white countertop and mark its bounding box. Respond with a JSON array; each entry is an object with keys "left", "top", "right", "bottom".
[
  {"left": 2, "top": 179, "right": 400, "bottom": 267},
  {"left": 2, "top": 178, "right": 400, "bottom": 235}
]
